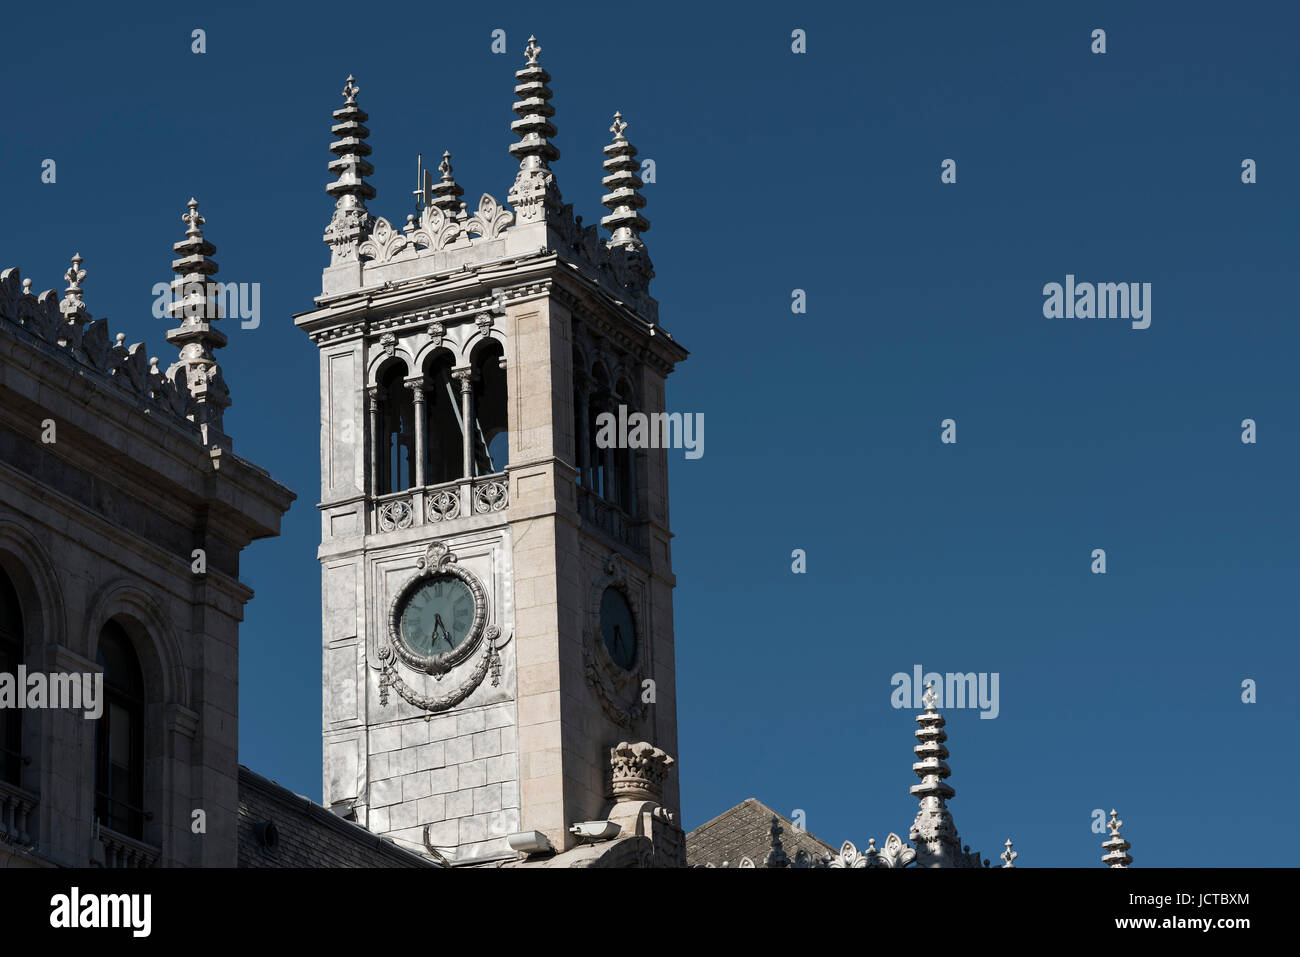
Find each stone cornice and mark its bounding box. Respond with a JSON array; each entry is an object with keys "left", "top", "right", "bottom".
[
  {"left": 0, "top": 322, "right": 294, "bottom": 547},
  {"left": 296, "top": 254, "right": 687, "bottom": 376}
]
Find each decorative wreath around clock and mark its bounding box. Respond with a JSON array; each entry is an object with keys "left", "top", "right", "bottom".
[
  {"left": 583, "top": 551, "right": 649, "bottom": 728},
  {"left": 386, "top": 541, "right": 489, "bottom": 677}
]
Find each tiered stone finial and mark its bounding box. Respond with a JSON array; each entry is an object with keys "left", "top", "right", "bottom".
[
  {"left": 431, "top": 151, "right": 465, "bottom": 215},
  {"left": 164, "top": 198, "right": 230, "bottom": 449},
  {"left": 324, "top": 75, "right": 377, "bottom": 264},
  {"left": 58, "top": 253, "right": 92, "bottom": 346},
  {"left": 1001, "top": 838, "right": 1018, "bottom": 868},
  {"left": 763, "top": 815, "right": 790, "bottom": 869},
  {"left": 1102, "top": 810, "right": 1133, "bottom": 868},
  {"left": 908, "top": 681, "right": 966, "bottom": 867},
  {"left": 506, "top": 35, "right": 563, "bottom": 224},
  {"left": 601, "top": 112, "right": 650, "bottom": 249},
  {"left": 62, "top": 253, "right": 86, "bottom": 308}
]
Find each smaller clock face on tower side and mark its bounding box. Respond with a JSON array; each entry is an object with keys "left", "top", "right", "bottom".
[
  {"left": 599, "top": 587, "right": 637, "bottom": 670},
  {"left": 400, "top": 575, "right": 476, "bottom": 657}
]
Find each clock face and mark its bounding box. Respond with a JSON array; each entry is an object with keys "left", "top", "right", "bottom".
[
  {"left": 400, "top": 575, "right": 476, "bottom": 657},
  {"left": 599, "top": 587, "right": 637, "bottom": 670}
]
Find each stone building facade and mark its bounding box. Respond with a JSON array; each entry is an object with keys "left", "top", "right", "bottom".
[{"left": 0, "top": 208, "right": 294, "bottom": 867}]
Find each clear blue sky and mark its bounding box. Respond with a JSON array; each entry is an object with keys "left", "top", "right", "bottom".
[{"left": 3, "top": 1, "right": 1297, "bottom": 866}]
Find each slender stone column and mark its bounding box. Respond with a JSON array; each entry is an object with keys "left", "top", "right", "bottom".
[
  {"left": 407, "top": 377, "right": 426, "bottom": 488},
  {"left": 452, "top": 368, "right": 475, "bottom": 480},
  {"left": 367, "top": 386, "right": 381, "bottom": 496}
]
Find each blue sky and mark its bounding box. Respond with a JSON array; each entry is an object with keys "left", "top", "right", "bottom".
[{"left": 3, "top": 1, "right": 1297, "bottom": 866}]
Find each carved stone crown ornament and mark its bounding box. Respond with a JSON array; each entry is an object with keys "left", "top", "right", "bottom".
[
  {"left": 377, "top": 541, "right": 510, "bottom": 716},
  {"left": 609, "top": 741, "right": 674, "bottom": 804}
]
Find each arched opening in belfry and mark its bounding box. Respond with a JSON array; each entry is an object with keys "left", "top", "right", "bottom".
[
  {"left": 422, "top": 349, "right": 462, "bottom": 485},
  {"left": 471, "top": 339, "right": 508, "bottom": 475},
  {"left": 377, "top": 360, "right": 415, "bottom": 494},
  {"left": 0, "top": 567, "right": 23, "bottom": 787},
  {"left": 571, "top": 347, "right": 591, "bottom": 489},
  {"left": 588, "top": 364, "right": 612, "bottom": 500},
  {"left": 610, "top": 376, "right": 636, "bottom": 515}
]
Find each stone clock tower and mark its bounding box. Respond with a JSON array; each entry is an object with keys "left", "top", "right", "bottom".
[{"left": 295, "top": 41, "right": 687, "bottom": 865}]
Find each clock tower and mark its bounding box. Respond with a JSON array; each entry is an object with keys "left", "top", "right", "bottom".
[{"left": 296, "top": 41, "right": 688, "bottom": 865}]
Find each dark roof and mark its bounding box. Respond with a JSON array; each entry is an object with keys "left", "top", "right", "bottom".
[
  {"left": 237, "top": 765, "right": 439, "bottom": 868},
  {"left": 686, "top": 798, "right": 837, "bottom": 867}
]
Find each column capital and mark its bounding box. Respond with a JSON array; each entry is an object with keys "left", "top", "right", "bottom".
[
  {"left": 451, "top": 367, "right": 474, "bottom": 391},
  {"left": 404, "top": 376, "right": 426, "bottom": 399}
]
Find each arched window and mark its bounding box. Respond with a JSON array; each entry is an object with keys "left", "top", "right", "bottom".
[
  {"left": 378, "top": 362, "right": 415, "bottom": 494},
  {"left": 94, "top": 621, "right": 145, "bottom": 838},
  {"left": 0, "top": 570, "right": 22, "bottom": 786},
  {"left": 610, "top": 378, "right": 636, "bottom": 515},
  {"left": 472, "top": 340, "right": 509, "bottom": 474},
  {"left": 589, "top": 366, "right": 612, "bottom": 498},
  {"left": 423, "top": 351, "right": 462, "bottom": 485}
]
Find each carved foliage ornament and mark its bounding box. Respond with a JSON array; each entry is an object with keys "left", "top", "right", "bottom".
[{"left": 360, "top": 195, "right": 515, "bottom": 266}]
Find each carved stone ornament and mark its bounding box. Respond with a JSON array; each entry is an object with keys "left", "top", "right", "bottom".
[
  {"left": 609, "top": 741, "right": 674, "bottom": 804},
  {"left": 379, "top": 331, "right": 397, "bottom": 358},
  {"left": 822, "top": 834, "right": 917, "bottom": 869},
  {"left": 582, "top": 551, "right": 648, "bottom": 727},
  {"left": 378, "top": 543, "right": 511, "bottom": 713}
]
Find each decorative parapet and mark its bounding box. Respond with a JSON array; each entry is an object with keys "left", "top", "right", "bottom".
[
  {"left": 0, "top": 260, "right": 200, "bottom": 439},
  {"left": 609, "top": 741, "right": 674, "bottom": 805},
  {"left": 577, "top": 486, "right": 643, "bottom": 552},
  {"left": 376, "top": 494, "right": 415, "bottom": 532},
  {"left": 824, "top": 834, "right": 917, "bottom": 869},
  {"left": 359, "top": 193, "right": 514, "bottom": 267},
  {"left": 472, "top": 476, "right": 508, "bottom": 513}
]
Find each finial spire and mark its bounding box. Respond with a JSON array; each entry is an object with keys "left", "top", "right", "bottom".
[
  {"left": 431, "top": 150, "right": 466, "bottom": 215},
  {"left": 1001, "top": 838, "right": 1018, "bottom": 868},
  {"left": 763, "top": 814, "right": 790, "bottom": 868},
  {"left": 601, "top": 111, "right": 650, "bottom": 250},
  {"left": 324, "top": 73, "right": 376, "bottom": 263},
  {"left": 1102, "top": 810, "right": 1133, "bottom": 868},
  {"left": 57, "top": 252, "right": 93, "bottom": 348},
  {"left": 164, "top": 197, "right": 230, "bottom": 449},
  {"left": 908, "top": 680, "right": 966, "bottom": 867},
  {"left": 63, "top": 253, "right": 86, "bottom": 303},
  {"left": 506, "top": 34, "right": 563, "bottom": 224}
]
